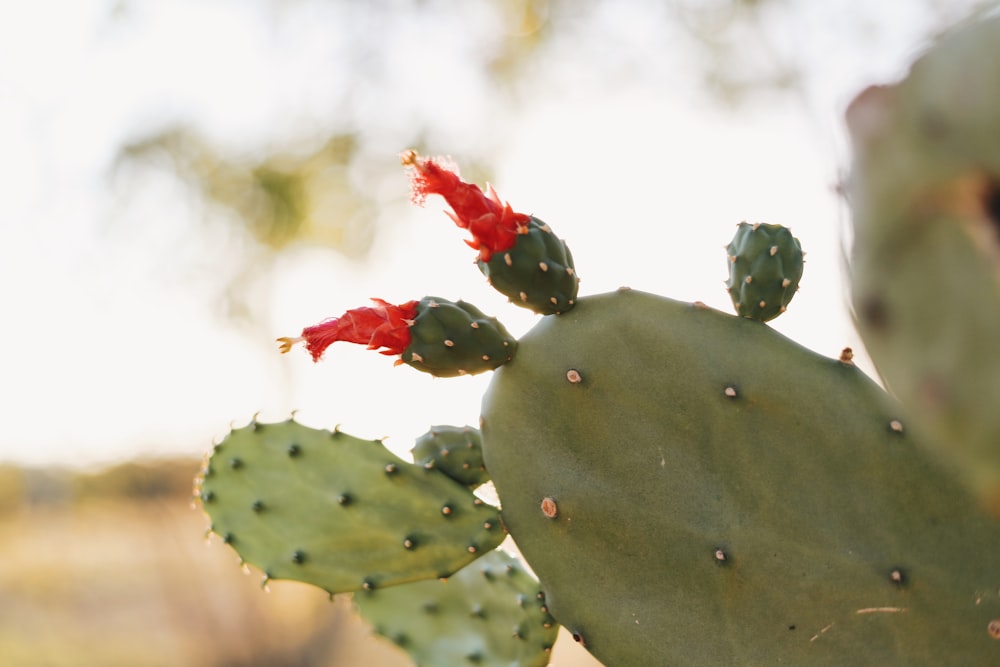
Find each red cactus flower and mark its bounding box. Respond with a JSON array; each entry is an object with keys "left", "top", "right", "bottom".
[
  {"left": 278, "top": 298, "right": 419, "bottom": 362},
  {"left": 402, "top": 150, "right": 530, "bottom": 262}
]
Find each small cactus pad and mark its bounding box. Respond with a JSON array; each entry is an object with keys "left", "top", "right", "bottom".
[
  {"left": 481, "top": 290, "right": 1000, "bottom": 665},
  {"left": 402, "top": 297, "right": 517, "bottom": 377},
  {"left": 411, "top": 425, "right": 490, "bottom": 488},
  {"left": 199, "top": 419, "right": 505, "bottom": 594},
  {"left": 478, "top": 217, "right": 578, "bottom": 315},
  {"left": 725, "top": 221, "right": 803, "bottom": 321},
  {"left": 847, "top": 15, "right": 1000, "bottom": 507},
  {"left": 355, "top": 549, "right": 559, "bottom": 667}
]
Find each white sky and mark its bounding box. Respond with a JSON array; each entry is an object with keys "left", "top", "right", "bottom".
[{"left": 0, "top": 0, "right": 985, "bottom": 467}]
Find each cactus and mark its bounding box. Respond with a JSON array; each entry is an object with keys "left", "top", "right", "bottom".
[
  {"left": 355, "top": 549, "right": 558, "bottom": 667},
  {"left": 199, "top": 419, "right": 505, "bottom": 593},
  {"left": 847, "top": 14, "right": 1000, "bottom": 509},
  {"left": 403, "top": 151, "right": 579, "bottom": 314},
  {"left": 725, "top": 221, "right": 804, "bottom": 321},
  {"left": 279, "top": 296, "right": 516, "bottom": 377},
  {"left": 199, "top": 21, "right": 1000, "bottom": 662},
  {"left": 480, "top": 288, "right": 1000, "bottom": 664},
  {"left": 411, "top": 425, "right": 490, "bottom": 489}
]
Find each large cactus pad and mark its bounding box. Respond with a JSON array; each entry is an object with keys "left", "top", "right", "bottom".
[
  {"left": 481, "top": 289, "right": 1000, "bottom": 665},
  {"left": 847, "top": 15, "right": 1000, "bottom": 507},
  {"left": 199, "top": 419, "right": 505, "bottom": 594}
]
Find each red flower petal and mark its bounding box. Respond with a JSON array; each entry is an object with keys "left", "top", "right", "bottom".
[
  {"left": 279, "top": 299, "right": 419, "bottom": 362},
  {"left": 402, "top": 150, "right": 529, "bottom": 262}
]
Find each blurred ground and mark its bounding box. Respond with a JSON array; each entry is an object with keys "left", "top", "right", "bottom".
[{"left": 0, "top": 460, "right": 599, "bottom": 666}]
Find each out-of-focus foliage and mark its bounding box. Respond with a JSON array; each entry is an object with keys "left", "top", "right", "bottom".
[{"left": 109, "top": 0, "right": 968, "bottom": 330}]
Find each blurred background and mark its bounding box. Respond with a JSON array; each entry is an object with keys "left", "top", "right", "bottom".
[{"left": 0, "top": 0, "right": 990, "bottom": 664}]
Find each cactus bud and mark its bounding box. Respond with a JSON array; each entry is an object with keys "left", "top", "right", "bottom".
[
  {"left": 403, "top": 151, "right": 579, "bottom": 315},
  {"left": 279, "top": 296, "right": 516, "bottom": 377},
  {"left": 725, "top": 222, "right": 803, "bottom": 322}
]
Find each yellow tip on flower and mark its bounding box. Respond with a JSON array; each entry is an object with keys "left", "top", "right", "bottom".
[
  {"left": 399, "top": 149, "right": 419, "bottom": 166},
  {"left": 276, "top": 336, "right": 303, "bottom": 354}
]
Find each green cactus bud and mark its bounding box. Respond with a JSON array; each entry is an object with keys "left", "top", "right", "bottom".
[
  {"left": 481, "top": 289, "right": 1000, "bottom": 665},
  {"left": 411, "top": 425, "right": 490, "bottom": 488},
  {"left": 401, "top": 297, "right": 517, "bottom": 377},
  {"left": 477, "top": 217, "right": 578, "bottom": 315},
  {"left": 404, "top": 152, "right": 578, "bottom": 315},
  {"left": 280, "top": 296, "right": 516, "bottom": 378},
  {"left": 199, "top": 419, "right": 505, "bottom": 594},
  {"left": 355, "top": 549, "right": 558, "bottom": 667},
  {"left": 725, "top": 221, "right": 803, "bottom": 322}
]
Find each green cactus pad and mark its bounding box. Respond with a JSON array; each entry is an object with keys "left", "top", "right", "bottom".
[
  {"left": 199, "top": 419, "right": 505, "bottom": 594},
  {"left": 401, "top": 297, "right": 517, "bottom": 377},
  {"left": 481, "top": 289, "right": 1000, "bottom": 665},
  {"left": 478, "top": 217, "right": 578, "bottom": 315},
  {"left": 725, "top": 221, "right": 803, "bottom": 321},
  {"left": 355, "top": 549, "right": 558, "bottom": 667},
  {"left": 848, "top": 15, "right": 1000, "bottom": 508},
  {"left": 411, "top": 425, "right": 490, "bottom": 489}
]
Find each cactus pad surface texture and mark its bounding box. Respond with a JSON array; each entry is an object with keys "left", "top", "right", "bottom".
[
  {"left": 355, "top": 549, "right": 558, "bottom": 667},
  {"left": 480, "top": 289, "right": 1000, "bottom": 665},
  {"left": 848, "top": 14, "right": 1000, "bottom": 509},
  {"left": 199, "top": 419, "right": 505, "bottom": 594}
]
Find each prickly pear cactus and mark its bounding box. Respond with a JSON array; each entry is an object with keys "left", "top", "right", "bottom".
[
  {"left": 403, "top": 151, "right": 579, "bottom": 315},
  {"left": 726, "top": 221, "right": 804, "bottom": 321},
  {"left": 278, "top": 296, "right": 516, "bottom": 377},
  {"left": 199, "top": 419, "right": 505, "bottom": 593},
  {"left": 481, "top": 289, "right": 1000, "bottom": 665},
  {"left": 355, "top": 549, "right": 558, "bottom": 667},
  {"left": 847, "top": 14, "right": 1000, "bottom": 509},
  {"left": 411, "top": 425, "right": 489, "bottom": 489}
]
